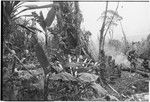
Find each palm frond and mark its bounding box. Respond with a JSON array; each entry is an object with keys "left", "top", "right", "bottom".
[{"left": 24, "top": 4, "right": 54, "bottom": 10}]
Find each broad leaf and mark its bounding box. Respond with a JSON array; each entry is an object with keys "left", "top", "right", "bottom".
[
  {"left": 35, "top": 42, "right": 49, "bottom": 69},
  {"left": 13, "top": 4, "right": 54, "bottom": 19},
  {"left": 12, "top": 15, "right": 33, "bottom": 21},
  {"left": 45, "top": 6, "right": 56, "bottom": 27},
  {"left": 78, "top": 73, "right": 99, "bottom": 83},
  {"left": 12, "top": 1, "right": 20, "bottom": 8},
  {"left": 40, "top": 11, "right": 44, "bottom": 20},
  {"left": 12, "top": 8, "right": 29, "bottom": 18},
  {"left": 49, "top": 72, "right": 77, "bottom": 81},
  {"left": 25, "top": 4, "right": 54, "bottom": 10},
  {"left": 91, "top": 82, "right": 108, "bottom": 97}
]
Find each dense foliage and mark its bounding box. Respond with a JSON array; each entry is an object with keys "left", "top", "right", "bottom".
[{"left": 2, "top": 1, "right": 149, "bottom": 101}]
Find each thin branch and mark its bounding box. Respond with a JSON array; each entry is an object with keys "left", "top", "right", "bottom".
[
  {"left": 17, "top": 24, "right": 36, "bottom": 34},
  {"left": 102, "top": 2, "right": 119, "bottom": 48},
  {"left": 99, "top": 1, "right": 108, "bottom": 59},
  {"left": 104, "top": 2, "right": 119, "bottom": 38},
  {"left": 120, "top": 21, "right": 127, "bottom": 45},
  {"left": 107, "top": 83, "right": 121, "bottom": 96}
]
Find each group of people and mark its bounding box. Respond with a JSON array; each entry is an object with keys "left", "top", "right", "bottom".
[{"left": 127, "top": 43, "right": 150, "bottom": 72}]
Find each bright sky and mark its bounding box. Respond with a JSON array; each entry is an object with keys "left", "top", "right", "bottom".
[
  {"left": 79, "top": 2, "right": 150, "bottom": 42},
  {"left": 19, "top": 2, "right": 150, "bottom": 42}
]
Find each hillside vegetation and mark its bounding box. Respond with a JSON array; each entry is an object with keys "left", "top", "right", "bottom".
[{"left": 2, "top": 1, "right": 149, "bottom": 101}]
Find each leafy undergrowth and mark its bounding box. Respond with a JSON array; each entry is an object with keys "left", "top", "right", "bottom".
[
  {"left": 2, "top": 45, "right": 149, "bottom": 101},
  {"left": 3, "top": 57, "right": 149, "bottom": 101},
  {"left": 104, "top": 45, "right": 149, "bottom": 101},
  {"left": 110, "top": 71, "right": 149, "bottom": 100}
]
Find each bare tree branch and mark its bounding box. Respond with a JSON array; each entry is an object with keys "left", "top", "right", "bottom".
[
  {"left": 99, "top": 1, "right": 108, "bottom": 59},
  {"left": 102, "top": 2, "right": 119, "bottom": 48}
]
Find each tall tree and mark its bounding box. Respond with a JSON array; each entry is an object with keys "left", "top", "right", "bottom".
[
  {"left": 55, "top": 1, "right": 83, "bottom": 54},
  {"left": 101, "top": 2, "right": 122, "bottom": 49},
  {"left": 120, "top": 21, "right": 129, "bottom": 55},
  {"left": 99, "top": 1, "right": 108, "bottom": 60}
]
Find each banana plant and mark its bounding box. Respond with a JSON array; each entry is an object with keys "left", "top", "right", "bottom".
[
  {"left": 3, "top": 1, "right": 24, "bottom": 23},
  {"left": 2, "top": 1, "right": 57, "bottom": 100},
  {"left": 3, "top": 1, "right": 52, "bottom": 25},
  {"left": 18, "top": 2, "right": 58, "bottom": 100},
  {"left": 17, "top": 2, "right": 95, "bottom": 100},
  {"left": 18, "top": 3, "right": 57, "bottom": 50},
  {"left": 3, "top": 1, "right": 25, "bottom": 40},
  {"left": 2, "top": 1, "right": 35, "bottom": 100}
]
